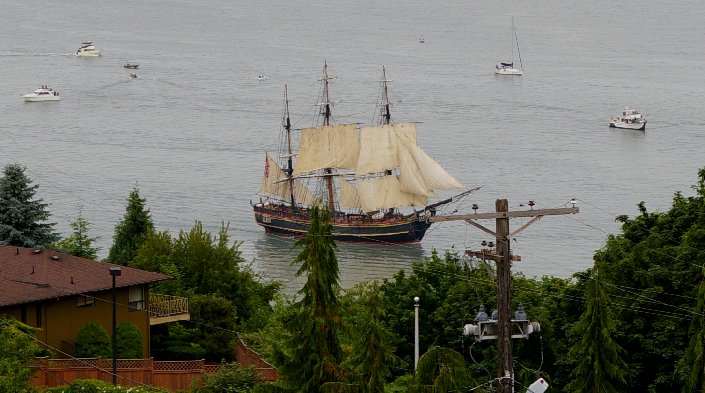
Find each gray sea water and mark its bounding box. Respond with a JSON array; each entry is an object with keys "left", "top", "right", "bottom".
[{"left": 2, "top": 0, "right": 704, "bottom": 293}]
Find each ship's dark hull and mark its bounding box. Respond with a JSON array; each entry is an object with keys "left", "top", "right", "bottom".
[{"left": 253, "top": 205, "right": 431, "bottom": 244}]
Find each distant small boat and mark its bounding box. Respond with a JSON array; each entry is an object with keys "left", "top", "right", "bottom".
[
  {"left": 75, "top": 41, "right": 102, "bottom": 57},
  {"left": 22, "top": 85, "right": 60, "bottom": 102},
  {"left": 257, "top": 75, "right": 268, "bottom": 81},
  {"left": 129, "top": 73, "right": 138, "bottom": 79},
  {"left": 419, "top": 36, "right": 425, "bottom": 43},
  {"left": 609, "top": 107, "right": 646, "bottom": 131},
  {"left": 124, "top": 63, "right": 139, "bottom": 69},
  {"left": 495, "top": 18, "right": 523, "bottom": 76}
]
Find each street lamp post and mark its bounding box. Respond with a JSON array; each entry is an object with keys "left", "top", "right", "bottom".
[
  {"left": 414, "top": 296, "right": 420, "bottom": 372},
  {"left": 109, "top": 266, "right": 122, "bottom": 386}
]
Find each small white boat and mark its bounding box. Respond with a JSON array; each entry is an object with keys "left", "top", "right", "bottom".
[
  {"left": 495, "top": 62, "right": 523, "bottom": 75},
  {"left": 495, "top": 18, "right": 524, "bottom": 76},
  {"left": 257, "top": 75, "right": 268, "bottom": 81},
  {"left": 419, "top": 36, "right": 425, "bottom": 43},
  {"left": 75, "top": 41, "right": 102, "bottom": 57},
  {"left": 609, "top": 107, "right": 646, "bottom": 131},
  {"left": 22, "top": 85, "right": 60, "bottom": 102},
  {"left": 129, "top": 73, "right": 138, "bottom": 79}
]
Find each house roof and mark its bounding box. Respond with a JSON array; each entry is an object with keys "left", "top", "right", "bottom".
[{"left": 0, "top": 246, "right": 170, "bottom": 307}]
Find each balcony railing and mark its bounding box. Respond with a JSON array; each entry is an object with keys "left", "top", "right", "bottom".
[{"left": 149, "top": 293, "right": 190, "bottom": 325}]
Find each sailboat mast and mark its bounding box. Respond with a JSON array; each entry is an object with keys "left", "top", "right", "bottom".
[
  {"left": 319, "top": 62, "right": 336, "bottom": 212},
  {"left": 321, "top": 62, "right": 332, "bottom": 126},
  {"left": 283, "top": 85, "right": 296, "bottom": 207},
  {"left": 380, "top": 66, "right": 392, "bottom": 125},
  {"left": 513, "top": 19, "right": 523, "bottom": 69}
]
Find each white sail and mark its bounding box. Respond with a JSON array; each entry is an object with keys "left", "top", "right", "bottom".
[
  {"left": 293, "top": 124, "right": 360, "bottom": 175},
  {"left": 259, "top": 154, "right": 317, "bottom": 205},
  {"left": 338, "top": 178, "right": 362, "bottom": 209},
  {"left": 397, "top": 137, "right": 463, "bottom": 195},
  {"left": 356, "top": 123, "right": 417, "bottom": 175},
  {"left": 356, "top": 176, "right": 428, "bottom": 213}
]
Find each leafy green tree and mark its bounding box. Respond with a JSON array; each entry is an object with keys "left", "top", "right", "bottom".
[
  {"left": 189, "top": 294, "right": 237, "bottom": 363},
  {"left": 107, "top": 187, "right": 153, "bottom": 265},
  {"left": 278, "top": 205, "right": 346, "bottom": 392},
  {"left": 134, "top": 221, "right": 279, "bottom": 330},
  {"left": 0, "top": 316, "right": 42, "bottom": 393},
  {"left": 116, "top": 322, "right": 143, "bottom": 359},
  {"left": 0, "top": 163, "right": 59, "bottom": 247},
  {"left": 565, "top": 264, "right": 627, "bottom": 393},
  {"left": 51, "top": 207, "right": 99, "bottom": 259},
  {"left": 414, "top": 346, "right": 474, "bottom": 392},
  {"left": 74, "top": 322, "right": 112, "bottom": 358},
  {"left": 678, "top": 266, "right": 705, "bottom": 393}
]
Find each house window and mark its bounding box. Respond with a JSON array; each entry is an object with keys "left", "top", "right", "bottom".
[
  {"left": 129, "top": 286, "right": 145, "bottom": 311},
  {"left": 77, "top": 294, "right": 95, "bottom": 307}
]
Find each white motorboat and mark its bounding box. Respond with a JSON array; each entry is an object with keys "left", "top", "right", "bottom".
[
  {"left": 257, "top": 75, "right": 268, "bottom": 81},
  {"left": 75, "top": 41, "right": 102, "bottom": 57},
  {"left": 495, "top": 18, "right": 524, "bottom": 76},
  {"left": 22, "top": 86, "right": 60, "bottom": 102},
  {"left": 609, "top": 107, "right": 646, "bottom": 131}
]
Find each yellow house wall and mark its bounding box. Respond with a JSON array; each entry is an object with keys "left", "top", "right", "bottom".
[{"left": 1, "top": 286, "right": 151, "bottom": 358}]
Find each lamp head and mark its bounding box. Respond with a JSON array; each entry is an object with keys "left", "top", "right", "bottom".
[{"left": 109, "top": 266, "right": 122, "bottom": 277}]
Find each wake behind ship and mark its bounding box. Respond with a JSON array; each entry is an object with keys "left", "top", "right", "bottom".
[{"left": 252, "top": 64, "right": 474, "bottom": 244}]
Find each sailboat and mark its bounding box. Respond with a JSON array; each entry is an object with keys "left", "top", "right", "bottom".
[
  {"left": 252, "top": 64, "right": 477, "bottom": 244},
  {"left": 495, "top": 18, "right": 524, "bottom": 76}
]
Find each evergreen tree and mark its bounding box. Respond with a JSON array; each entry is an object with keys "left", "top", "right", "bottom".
[
  {"left": 565, "top": 264, "right": 627, "bottom": 393},
  {"left": 279, "top": 205, "right": 345, "bottom": 392},
  {"left": 51, "top": 207, "right": 99, "bottom": 259},
  {"left": 348, "top": 282, "right": 398, "bottom": 393},
  {"left": 0, "top": 163, "right": 58, "bottom": 247},
  {"left": 107, "top": 187, "right": 153, "bottom": 265},
  {"left": 116, "top": 322, "right": 144, "bottom": 359},
  {"left": 679, "top": 266, "right": 705, "bottom": 393}
]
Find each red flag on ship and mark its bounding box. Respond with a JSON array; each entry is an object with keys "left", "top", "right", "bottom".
[{"left": 264, "top": 157, "right": 270, "bottom": 180}]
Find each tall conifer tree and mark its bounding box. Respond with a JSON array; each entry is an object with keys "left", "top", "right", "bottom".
[
  {"left": 52, "top": 207, "right": 99, "bottom": 259},
  {"left": 280, "top": 205, "right": 345, "bottom": 392},
  {"left": 107, "top": 186, "right": 153, "bottom": 265},
  {"left": 0, "top": 163, "right": 58, "bottom": 247},
  {"left": 566, "top": 264, "right": 627, "bottom": 393}
]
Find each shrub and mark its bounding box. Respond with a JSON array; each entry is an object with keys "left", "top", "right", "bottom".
[
  {"left": 41, "top": 379, "right": 163, "bottom": 392},
  {"left": 191, "top": 363, "right": 263, "bottom": 393},
  {"left": 74, "top": 322, "right": 111, "bottom": 358},
  {"left": 116, "top": 322, "right": 143, "bottom": 359}
]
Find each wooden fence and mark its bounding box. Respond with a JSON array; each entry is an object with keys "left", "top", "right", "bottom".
[{"left": 30, "top": 339, "right": 278, "bottom": 391}]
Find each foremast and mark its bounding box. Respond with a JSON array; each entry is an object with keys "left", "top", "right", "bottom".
[{"left": 283, "top": 85, "right": 295, "bottom": 207}]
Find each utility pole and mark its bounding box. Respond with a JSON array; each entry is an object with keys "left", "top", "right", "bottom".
[{"left": 429, "top": 199, "right": 578, "bottom": 393}]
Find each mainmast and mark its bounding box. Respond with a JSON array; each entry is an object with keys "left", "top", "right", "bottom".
[
  {"left": 318, "top": 62, "right": 336, "bottom": 212},
  {"left": 380, "top": 66, "right": 392, "bottom": 125},
  {"left": 283, "top": 85, "right": 296, "bottom": 207}
]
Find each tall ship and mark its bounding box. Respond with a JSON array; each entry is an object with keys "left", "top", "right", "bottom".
[{"left": 252, "top": 64, "right": 474, "bottom": 244}]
